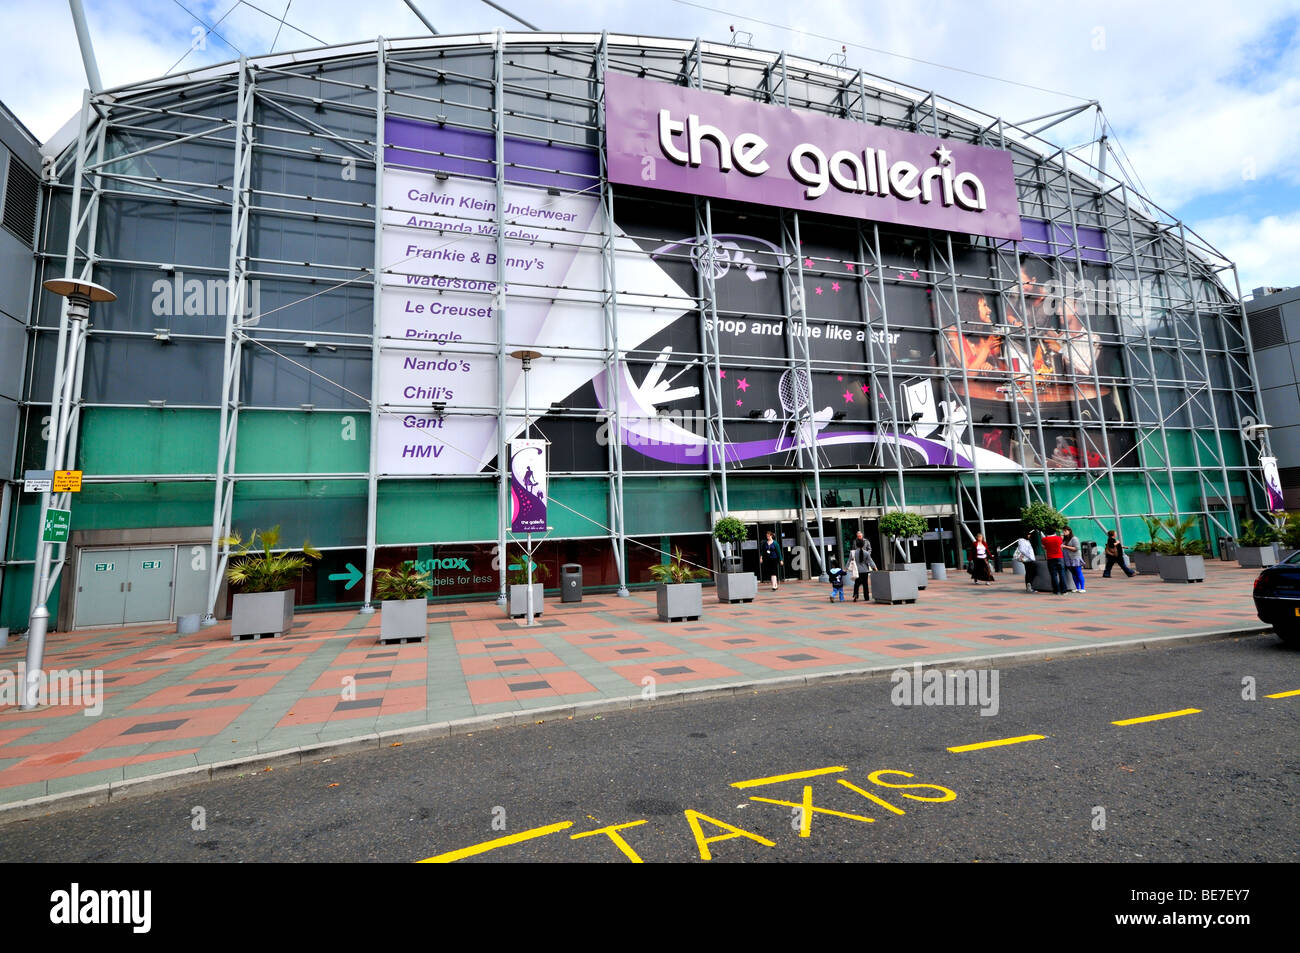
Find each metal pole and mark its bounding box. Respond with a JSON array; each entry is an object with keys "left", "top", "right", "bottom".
[
  {"left": 361, "top": 38, "right": 387, "bottom": 615},
  {"left": 68, "top": 0, "right": 104, "bottom": 93},
  {"left": 494, "top": 29, "right": 509, "bottom": 609}
]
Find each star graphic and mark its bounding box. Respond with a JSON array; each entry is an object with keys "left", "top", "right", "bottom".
[
  {"left": 934, "top": 144, "right": 953, "bottom": 165},
  {"left": 837, "top": 375, "right": 843, "bottom": 381},
  {"left": 719, "top": 370, "right": 726, "bottom": 378},
  {"left": 815, "top": 286, "right": 824, "bottom": 295},
  {"left": 736, "top": 399, "right": 743, "bottom": 406},
  {"left": 804, "top": 258, "right": 814, "bottom": 268},
  {"left": 845, "top": 262, "right": 855, "bottom": 271},
  {"left": 910, "top": 270, "right": 920, "bottom": 279},
  {"left": 860, "top": 383, "right": 869, "bottom": 394},
  {"left": 831, "top": 282, "right": 841, "bottom": 292},
  {"left": 897, "top": 272, "right": 906, "bottom": 279},
  {"left": 736, "top": 377, "right": 749, "bottom": 392},
  {"left": 842, "top": 390, "right": 854, "bottom": 403}
]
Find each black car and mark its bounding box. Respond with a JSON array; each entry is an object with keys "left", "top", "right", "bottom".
[{"left": 1253, "top": 550, "right": 1300, "bottom": 645}]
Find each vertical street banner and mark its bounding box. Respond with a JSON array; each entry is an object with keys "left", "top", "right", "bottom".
[
  {"left": 1261, "top": 456, "right": 1284, "bottom": 511},
  {"left": 510, "top": 439, "right": 548, "bottom": 533}
]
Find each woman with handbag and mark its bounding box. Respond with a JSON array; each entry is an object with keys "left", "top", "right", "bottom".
[{"left": 1005, "top": 531, "right": 1038, "bottom": 593}]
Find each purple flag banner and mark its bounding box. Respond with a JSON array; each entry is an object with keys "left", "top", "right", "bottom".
[
  {"left": 1262, "top": 456, "right": 1284, "bottom": 511},
  {"left": 604, "top": 72, "right": 1022, "bottom": 241},
  {"left": 510, "top": 439, "right": 548, "bottom": 533}
]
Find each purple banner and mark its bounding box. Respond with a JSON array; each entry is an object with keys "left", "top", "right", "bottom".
[
  {"left": 604, "top": 72, "right": 1022, "bottom": 241},
  {"left": 510, "top": 439, "right": 548, "bottom": 533},
  {"left": 385, "top": 117, "right": 599, "bottom": 192}
]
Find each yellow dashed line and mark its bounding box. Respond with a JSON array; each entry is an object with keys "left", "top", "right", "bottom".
[
  {"left": 947, "top": 734, "right": 1046, "bottom": 753},
  {"left": 1265, "top": 689, "right": 1300, "bottom": 699},
  {"left": 418, "top": 821, "right": 573, "bottom": 863},
  {"left": 1112, "top": 708, "right": 1200, "bottom": 726},
  {"left": 729, "top": 765, "right": 848, "bottom": 788}
]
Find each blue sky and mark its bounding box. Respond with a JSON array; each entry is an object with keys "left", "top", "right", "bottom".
[{"left": 2, "top": 0, "right": 1298, "bottom": 294}]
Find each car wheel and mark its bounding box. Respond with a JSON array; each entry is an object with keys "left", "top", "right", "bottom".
[{"left": 1277, "top": 628, "right": 1300, "bottom": 647}]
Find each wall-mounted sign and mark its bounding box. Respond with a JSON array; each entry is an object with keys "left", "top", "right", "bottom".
[
  {"left": 604, "top": 72, "right": 1022, "bottom": 241},
  {"left": 141, "top": 560, "right": 162, "bottom": 570},
  {"left": 53, "top": 470, "right": 83, "bottom": 492},
  {"left": 94, "top": 562, "right": 115, "bottom": 572}
]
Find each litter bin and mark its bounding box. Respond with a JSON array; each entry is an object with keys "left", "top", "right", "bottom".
[
  {"left": 561, "top": 563, "right": 583, "bottom": 603},
  {"left": 1219, "top": 537, "right": 1236, "bottom": 561},
  {"left": 1081, "top": 540, "right": 1100, "bottom": 569}
]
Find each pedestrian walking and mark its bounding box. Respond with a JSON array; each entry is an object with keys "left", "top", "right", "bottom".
[
  {"left": 1102, "top": 530, "right": 1136, "bottom": 578},
  {"left": 1005, "top": 531, "right": 1038, "bottom": 592},
  {"left": 851, "top": 533, "right": 873, "bottom": 602},
  {"left": 1061, "top": 525, "right": 1086, "bottom": 593},
  {"left": 761, "top": 531, "right": 781, "bottom": 591},
  {"left": 828, "top": 557, "right": 846, "bottom": 602},
  {"left": 1041, "top": 527, "right": 1067, "bottom": 595},
  {"left": 968, "top": 533, "right": 996, "bottom": 585}
]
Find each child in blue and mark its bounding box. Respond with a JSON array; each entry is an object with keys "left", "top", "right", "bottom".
[{"left": 827, "top": 557, "right": 846, "bottom": 602}]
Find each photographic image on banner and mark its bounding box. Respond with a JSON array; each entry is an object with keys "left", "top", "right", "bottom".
[
  {"left": 1262, "top": 456, "right": 1284, "bottom": 511},
  {"left": 510, "top": 439, "right": 548, "bottom": 533}
]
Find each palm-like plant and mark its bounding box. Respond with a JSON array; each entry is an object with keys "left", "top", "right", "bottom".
[
  {"left": 649, "top": 547, "right": 710, "bottom": 585},
  {"left": 374, "top": 563, "right": 433, "bottom": 601},
  {"left": 1160, "top": 514, "right": 1206, "bottom": 556},
  {"left": 1133, "top": 514, "right": 1170, "bottom": 554},
  {"left": 223, "top": 526, "right": 321, "bottom": 593}
]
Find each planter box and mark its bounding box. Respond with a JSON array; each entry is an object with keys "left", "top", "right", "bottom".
[
  {"left": 379, "top": 598, "right": 428, "bottom": 643},
  {"left": 716, "top": 571, "right": 757, "bottom": 604},
  {"left": 1236, "top": 546, "right": 1277, "bottom": 569},
  {"left": 1131, "top": 551, "right": 1161, "bottom": 575},
  {"left": 901, "top": 562, "right": 928, "bottom": 590},
  {"left": 230, "top": 590, "right": 294, "bottom": 641},
  {"left": 508, "top": 583, "right": 545, "bottom": 618},
  {"left": 1157, "top": 554, "right": 1205, "bottom": 583},
  {"left": 657, "top": 583, "right": 703, "bottom": 622},
  {"left": 1030, "top": 561, "right": 1076, "bottom": 592},
  {"left": 871, "top": 570, "right": 918, "bottom": 604}
]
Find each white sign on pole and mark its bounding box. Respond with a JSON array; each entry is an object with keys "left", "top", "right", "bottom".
[{"left": 23, "top": 469, "right": 53, "bottom": 493}]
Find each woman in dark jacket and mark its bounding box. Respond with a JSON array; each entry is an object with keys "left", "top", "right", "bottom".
[{"left": 761, "top": 531, "right": 781, "bottom": 591}]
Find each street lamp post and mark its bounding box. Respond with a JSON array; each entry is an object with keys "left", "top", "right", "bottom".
[
  {"left": 23, "top": 278, "right": 115, "bottom": 710},
  {"left": 510, "top": 349, "right": 542, "bottom": 627}
]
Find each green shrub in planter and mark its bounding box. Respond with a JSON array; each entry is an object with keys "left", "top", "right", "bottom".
[
  {"left": 878, "top": 511, "right": 927, "bottom": 539},
  {"left": 711, "top": 516, "right": 748, "bottom": 545},
  {"left": 224, "top": 526, "right": 321, "bottom": 592},
  {"left": 1236, "top": 519, "right": 1280, "bottom": 548},
  {"left": 374, "top": 563, "right": 433, "bottom": 601},
  {"left": 1020, "top": 502, "right": 1066, "bottom": 536}
]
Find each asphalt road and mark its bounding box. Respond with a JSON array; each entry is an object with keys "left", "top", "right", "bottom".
[{"left": 1, "top": 633, "right": 1296, "bottom": 864}]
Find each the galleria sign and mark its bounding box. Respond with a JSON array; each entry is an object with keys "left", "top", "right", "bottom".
[
  {"left": 605, "top": 72, "right": 1022, "bottom": 241},
  {"left": 658, "top": 110, "right": 987, "bottom": 209}
]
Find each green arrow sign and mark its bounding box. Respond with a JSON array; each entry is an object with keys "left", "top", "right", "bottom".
[{"left": 328, "top": 562, "right": 363, "bottom": 590}]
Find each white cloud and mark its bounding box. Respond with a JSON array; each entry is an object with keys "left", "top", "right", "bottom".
[{"left": 1194, "top": 211, "right": 1300, "bottom": 295}]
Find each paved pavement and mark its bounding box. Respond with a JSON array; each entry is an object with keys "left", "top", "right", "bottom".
[{"left": 0, "top": 561, "right": 1276, "bottom": 815}]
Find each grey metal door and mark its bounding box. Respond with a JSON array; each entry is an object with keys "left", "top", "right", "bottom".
[
  {"left": 75, "top": 550, "right": 129, "bottom": 628},
  {"left": 124, "top": 547, "right": 175, "bottom": 625}
]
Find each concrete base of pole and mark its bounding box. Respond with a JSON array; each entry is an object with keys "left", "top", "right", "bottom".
[
  {"left": 617, "top": 587, "right": 630, "bottom": 597},
  {"left": 200, "top": 613, "right": 218, "bottom": 628},
  {"left": 22, "top": 606, "right": 49, "bottom": 710},
  {"left": 358, "top": 604, "right": 375, "bottom": 615}
]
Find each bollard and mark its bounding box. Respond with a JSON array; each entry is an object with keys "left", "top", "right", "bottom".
[
  {"left": 928, "top": 562, "right": 947, "bottom": 581},
  {"left": 177, "top": 613, "right": 201, "bottom": 635}
]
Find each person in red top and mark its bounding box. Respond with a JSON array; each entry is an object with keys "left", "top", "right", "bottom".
[{"left": 1040, "top": 530, "right": 1067, "bottom": 595}]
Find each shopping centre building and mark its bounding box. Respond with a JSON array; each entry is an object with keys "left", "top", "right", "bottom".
[{"left": 0, "top": 31, "right": 1279, "bottom": 630}]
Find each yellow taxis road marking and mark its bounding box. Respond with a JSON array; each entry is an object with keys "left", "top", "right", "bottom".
[
  {"left": 1111, "top": 708, "right": 1201, "bottom": 726},
  {"left": 750, "top": 786, "right": 876, "bottom": 837},
  {"left": 418, "top": 820, "right": 573, "bottom": 863},
  {"left": 947, "top": 734, "right": 1046, "bottom": 753},
  {"left": 570, "top": 820, "right": 648, "bottom": 863},
  {"left": 730, "top": 765, "right": 848, "bottom": 788},
  {"left": 1265, "top": 688, "right": 1300, "bottom": 699}
]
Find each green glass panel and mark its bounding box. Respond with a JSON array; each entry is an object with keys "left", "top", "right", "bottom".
[
  {"left": 234, "top": 410, "right": 369, "bottom": 474},
  {"left": 77, "top": 408, "right": 218, "bottom": 475}
]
